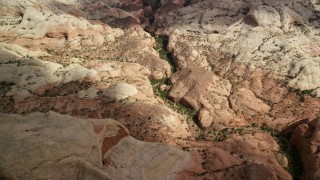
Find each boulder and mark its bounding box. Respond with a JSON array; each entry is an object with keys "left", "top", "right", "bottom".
[{"left": 102, "top": 83, "right": 138, "bottom": 102}]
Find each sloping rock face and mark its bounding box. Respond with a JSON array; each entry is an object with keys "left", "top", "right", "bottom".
[
  {"left": 154, "top": 0, "right": 320, "bottom": 131},
  {"left": 0, "top": 112, "right": 202, "bottom": 179},
  {"left": 167, "top": 66, "right": 245, "bottom": 130},
  {"left": 0, "top": 2, "right": 171, "bottom": 79},
  {"left": 206, "top": 132, "right": 291, "bottom": 179},
  {"left": 112, "top": 102, "right": 192, "bottom": 142},
  {"left": 1, "top": 0, "right": 320, "bottom": 179},
  {"left": 291, "top": 117, "right": 320, "bottom": 180}
]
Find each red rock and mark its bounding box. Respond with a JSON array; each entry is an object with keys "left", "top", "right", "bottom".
[
  {"left": 229, "top": 88, "right": 271, "bottom": 118},
  {"left": 291, "top": 117, "right": 320, "bottom": 180}
]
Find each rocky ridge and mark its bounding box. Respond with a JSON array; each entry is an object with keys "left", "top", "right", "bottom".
[{"left": 0, "top": 0, "right": 320, "bottom": 179}]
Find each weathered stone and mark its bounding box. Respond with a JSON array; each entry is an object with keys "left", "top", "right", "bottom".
[
  {"left": 0, "top": 58, "right": 97, "bottom": 100},
  {"left": 103, "top": 136, "right": 203, "bottom": 179},
  {"left": 112, "top": 102, "right": 191, "bottom": 142},
  {"left": 0, "top": 111, "right": 129, "bottom": 179},
  {"left": 76, "top": 87, "right": 99, "bottom": 99},
  {"left": 1, "top": 0, "right": 320, "bottom": 178},
  {"left": 211, "top": 132, "right": 292, "bottom": 180},
  {"left": 229, "top": 88, "right": 271, "bottom": 118},
  {"left": 102, "top": 83, "right": 138, "bottom": 102},
  {"left": 245, "top": 5, "right": 281, "bottom": 27},
  {"left": 161, "top": 0, "right": 320, "bottom": 93},
  {"left": 0, "top": 112, "right": 203, "bottom": 179},
  {"left": 291, "top": 117, "right": 320, "bottom": 180},
  {"left": 168, "top": 66, "right": 244, "bottom": 130}
]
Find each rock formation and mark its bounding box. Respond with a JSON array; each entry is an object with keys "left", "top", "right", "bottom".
[
  {"left": 291, "top": 117, "right": 320, "bottom": 180},
  {"left": 0, "top": 112, "right": 202, "bottom": 179},
  {"left": 1, "top": 0, "right": 320, "bottom": 179}
]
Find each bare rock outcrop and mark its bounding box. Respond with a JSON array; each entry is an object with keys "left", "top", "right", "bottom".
[
  {"left": 103, "top": 136, "right": 203, "bottom": 179},
  {"left": 112, "top": 102, "right": 192, "bottom": 142},
  {"left": 291, "top": 117, "right": 320, "bottom": 180},
  {"left": 102, "top": 83, "right": 138, "bottom": 102},
  {"left": 0, "top": 57, "right": 97, "bottom": 102},
  {"left": 0, "top": 112, "right": 202, "bottom": 179},
  {"left": 160, "top": 0, "right": 320, "bottom": 93},
  {"left": 187, "top": 132, "right": 292, "bottom": 179},
  {"left": 1, "top": 0, "right": 320, "bottom": 179},
  {"left": 168, "top": 66, "right": 246, "bottom": 130},
  {"left": 229, "top": 88, "right": 271, "bottom": 118},
  {"left": 0, "top": 2, "right": 171, "bottom": 80},
  {"left": 0, "top": 111, "right": 128, "bottom": 179}
]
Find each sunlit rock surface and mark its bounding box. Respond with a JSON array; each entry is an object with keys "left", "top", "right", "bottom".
[
  {"left": 0, "top": 112, "right": 202, "bottom": 179},
  {"left": 0, "top": 0, "right": 320, "bottom": 179}
]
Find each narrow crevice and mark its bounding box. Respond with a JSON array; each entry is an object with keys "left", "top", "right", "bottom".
[
  {"left": 154, "top": 35, "right": 176, "bottom": 73},
  {"left": 149, "top": 28, "right": 197, "bottom": 124}
]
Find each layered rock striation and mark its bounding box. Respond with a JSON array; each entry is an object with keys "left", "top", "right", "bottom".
[{"left": 0, "top": 0, "right": 320, "bottom": 179}]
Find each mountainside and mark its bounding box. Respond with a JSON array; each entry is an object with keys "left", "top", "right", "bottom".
[{"left": 1, "top": 0, "right": 320, "bottom": 179}]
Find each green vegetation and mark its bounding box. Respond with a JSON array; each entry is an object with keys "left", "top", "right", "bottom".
[
  {"left": 289, "top": 87, "right": 314, "bottom": 96},
  {"left": 277, "top": 132, "right": 303, "bottom": 180},
  {"left": 151, "top": 36, "right": 196, "bottom": 121},
  {"left": 152, "top": 33, "right": 302, "bottom": 179},
  {"left": 155, "top": 36, "right": 175, "bottom": 72},
  {"left": 150, "top": 78, "right": 196, "bottom": 121}
]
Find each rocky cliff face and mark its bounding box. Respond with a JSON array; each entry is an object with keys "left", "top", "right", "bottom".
[{"left": 0, "top": 0, "right": 320, "bottom": 179}]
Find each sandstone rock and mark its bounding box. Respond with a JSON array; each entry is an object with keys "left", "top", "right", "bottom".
[
  {"left": 61, "top": 64, "right": 98, "bottom": 84},
  {"left": 291, "top": 117, "right": 320, "bottom": 180},
  {"left": 269, "top": 94, "right": 320, "bottom": 131},
  {"left": 0, "top": 58, "right": 97, "bottom": 101},
  {"left": 0, "top": 60, "right": 159, "bottom": 115},
  {"left": 210, "top": 132, "right": 292, "bottom": 180},
  {"left": 215, "top": 163, "right": 280, "bottom": 180},
  {"left": 0, "top": 42, "right": 48, "bottom": 62},
  {"left": 0, "top": 112, "right": 202, "bottom": 179},
  {"left": 288, "top": 59, "right": 320, "bottom": 91},
  {"left": 188, "top": 131, "right": 292, "bottom": 179},
  {"left": 168, "top": 66, "right": 245, "bottom": 130},
  {"left": 312, "top": 87, "right": 320, "bottom": 98},
  {"left": 0, "top": 111, "right": 129, "bottom": 179},
  {"left": 11, "top": 7, "right": 110, "bottom": 49},
  {"left": 89, "top": 61, "right": 156, "bottom": 103},
  {"left": 1, "top": 58, "right": 63, "bottom": 96},
  {"left": 76, "top": 87, "right": 99, "bottom": 99},
  {"left": 0, "top": 1, "right": 172, "bottom": 80},
  {"left": 245, "top": 5, "right": 281, "bottom": 27},
  {"left": 161, "top": 0, "right": 320, "bottom": 93},
  {"left": 1, "top": 1, "right": 320, "bottom": 179},
  {"left": 112, "top": 102, "right": 191, "bottom": 142},
  {"left": 103, "top": 136, "right": 203, "bottom": 179},
  {"left": 102, "top": 83, "right": 138, "bottom": 102},
  {"left": 203, "top": 147, "right": 242, "bottom": 172},
  {"left": 198, "top": 108, "right": 213, "bottom": 128},
  {"left": 229, "top": 88, "right": 271, "bottom": 118}
]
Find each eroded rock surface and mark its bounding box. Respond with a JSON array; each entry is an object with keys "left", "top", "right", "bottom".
[
  {"left": 291, "top": 117, "right": 320, "bottom": 180},
  {"left": 167, "top": 66, "right": 246, "bottom": 130},
  {"left": 1, "top": 0, "right": 320, "bottom": 179},
  {"left": 156, "top": 0, "right": 320, "bottom": 132},
  {"left": 0, "top": 112, "right": 202, "bottom": 179},
  {"left": 112, "top": 102, "right": 192, "bottom": 142}
]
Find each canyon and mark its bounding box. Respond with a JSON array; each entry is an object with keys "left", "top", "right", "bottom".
[{"left": 1, "top": 0, "right": 320, "bottom": 179}]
